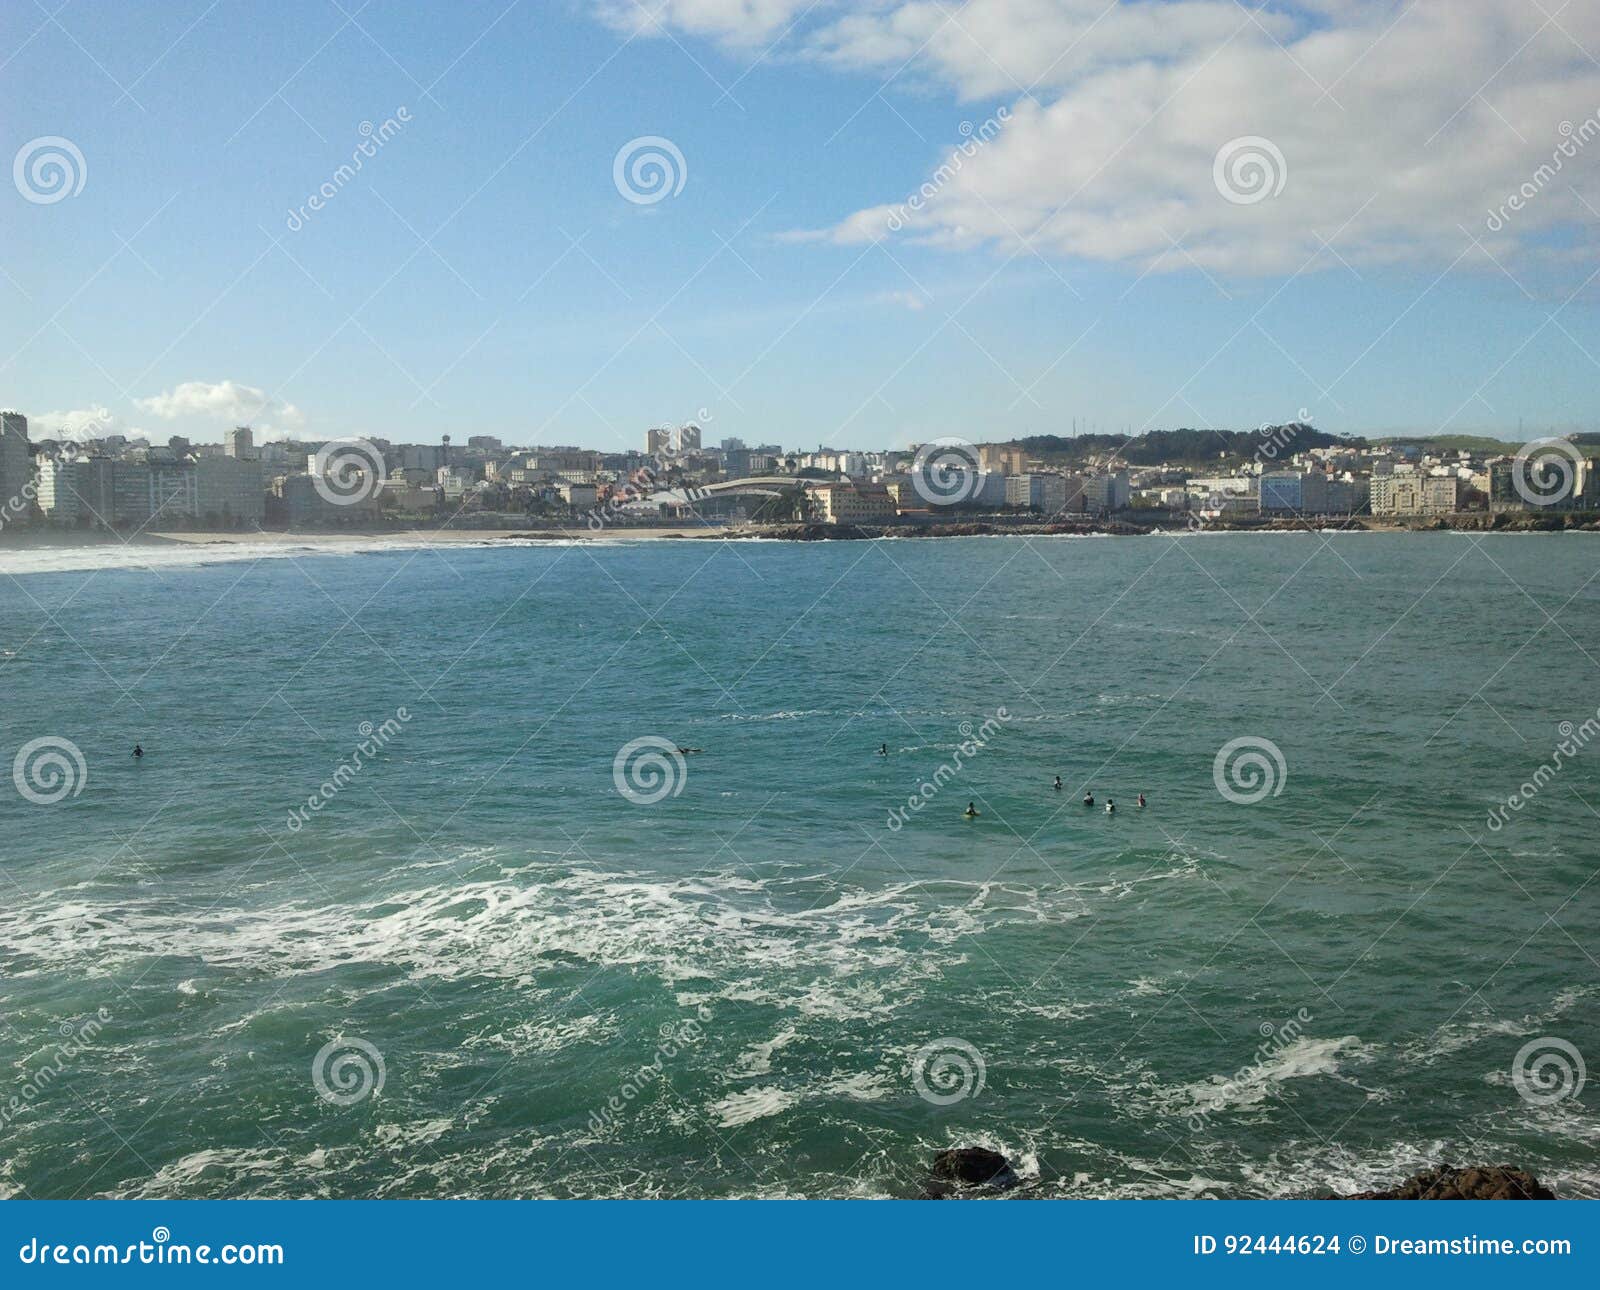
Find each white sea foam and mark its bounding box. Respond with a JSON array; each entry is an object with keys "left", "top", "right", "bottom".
[
  {"left": 0, "top": 538, "right": 446, "bottom": 577},
  {"left": 0, "top": 866, "right": 983, "bottom": 1038},
  {"left": 1155, "top": 1035, "right": 1380, "bottom": 1119},
  {"left": 1400, "top": 984, "right": 1598, "bottom": 1066},
  {"left": 710, "top": 1085, "right": 798, "bottom": 1127}
]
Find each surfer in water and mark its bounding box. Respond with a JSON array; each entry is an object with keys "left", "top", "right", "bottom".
[
  {"left": 132, "top": 744, "right": 143, "bottom": 759},
  {"left": 1137, "top": 793, "right": 1146, "bottom": 808},
  {"left": 963, "top": 802, "right": 979, "bottom": 818},
  {"left": 675, "top": 746, "right": 703, "bottom": 755},
  {"left": 879, "top": 743, "right": 888, "bottom": 756},
  {"left": 1082, "top": 791, "right": 1094, "bottom": 808},
  {"left": 1053, "top": 775, "right": 1062, "bottom": 791},
  {"left": 1105, "top": 799, "right": 1115, "bottom": 814}
]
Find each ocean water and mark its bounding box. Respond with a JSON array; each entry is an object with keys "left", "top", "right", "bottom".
[{"left": 1, "top": 532, "right": 1596, "bottom": 1199}]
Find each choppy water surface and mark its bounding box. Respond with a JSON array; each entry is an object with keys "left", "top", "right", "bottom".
[{"left": 1, "top": 533, "right": 1596, "bottom": 1198}]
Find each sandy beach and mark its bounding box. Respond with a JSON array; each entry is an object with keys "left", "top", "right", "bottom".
[{"left": 147, "top": 527, "right": 717, "bottom": 544}]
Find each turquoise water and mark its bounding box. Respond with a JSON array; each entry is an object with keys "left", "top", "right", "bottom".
[{"left": 1, "top": 532, "right": 1596, "bottom": 1198}]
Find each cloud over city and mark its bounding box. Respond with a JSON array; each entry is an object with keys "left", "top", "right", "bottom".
[
  {"left": 602, "top": 0, "right": 1600, "bottom": 274},
  {"left": 135, "top": 380, "right": 307, "bottom": 435}
]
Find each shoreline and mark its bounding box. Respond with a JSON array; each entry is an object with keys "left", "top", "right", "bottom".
[{"left": 0, "top": 510, "right": 1595, "bottom": 556}]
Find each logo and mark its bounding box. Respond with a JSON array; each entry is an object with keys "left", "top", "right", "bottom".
[
  {"left": 1511, "top": 438, "right": 1585, "bottom": 508},
  {"left": 14, "top": 136, "right": 87, "bottom": 204},
  {"left": 613, "top": 136, "right": 687, "bottom": 205},
  {"left": 910, "top": 1037, "right": 987, "bottom": 1105},
  {"left": 1212, "top": 136, "right": 1287, "bottom": 205},
  {"left": 1212, "top": 735, "right": 1287, "bottom": 804},
  {"left": 13, "top": 736, "right": 87, "bottom": 804},
  {"left": 312, "top": 1037, "right": 386, "bottom": 1106},
  {"left": 1511, "top": 1037, "right": 1585, "bottom": 1107},
  {"left": 911, "top": 438, "right": 983, "bottom": 506},
  {"left": 612, "top": 736, "right": 687, "bottom": 805},
  {"left": 311, "top": 439, "right": 387, "bottom": 506}
]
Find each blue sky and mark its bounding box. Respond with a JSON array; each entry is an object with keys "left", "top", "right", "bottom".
[{"left": 3, "top": 1, "right": 1599, "bottom": 452}]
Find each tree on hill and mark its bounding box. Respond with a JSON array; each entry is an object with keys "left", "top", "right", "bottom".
[{"left": 1012, "top": 424, "right": 1365, "bottom": 466}]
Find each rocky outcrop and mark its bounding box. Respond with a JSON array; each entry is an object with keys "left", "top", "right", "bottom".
[
  {"left": 922, "top": 1147, "right": 1020, "bottom": 1198},
  {"left": 1338, "top": 1165, "right": 1554, "bottom": 1200}
]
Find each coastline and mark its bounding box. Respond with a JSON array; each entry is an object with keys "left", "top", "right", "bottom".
[{"left": 0, "top": 509, "right": 1594, "bottom": 564}]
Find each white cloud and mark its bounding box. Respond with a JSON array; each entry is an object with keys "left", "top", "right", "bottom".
[
  {"left": 31, "top": 405, "right": 124, "bottom": 441},
  {"left": 876, "top": 288, "right": 930, "bottom": 310},
  {"left": 592, "top": 0, "right": 833, "bottom": 47},
  {"left": 602, "top": 0, "right": 1600, "bottom": 274},
  {"left": 136, "top": 380, "right": 306, "bottom": 433}
]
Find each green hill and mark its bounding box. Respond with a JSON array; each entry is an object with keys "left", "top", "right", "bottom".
[{"left": 1012, "top": 424, "right": 1363, "bottom": 467}]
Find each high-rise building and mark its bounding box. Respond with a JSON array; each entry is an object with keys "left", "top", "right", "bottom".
[
  {"left": 676, "top": 423, "right": 702, "bottom": 454},
  {"left": 1005, "top": 473, "right": 1068, "bottom": 512},
  {"left": 1082, "top": 469, "right": 1131, "bottom": 515},
  {"left": 224, "top": 426, "right": 254, "bottom": 459},
  {"left": 646, "top": 427, "right": 672, "bottom": 457},
  {"left": 37, "top": 455, "right": 115, "bottom": 527},
  {"left": 1, "top": 410, "right": 31, "bottom": 505},
  {"left": 196, "top": 457, "right": 265, "bottom": 525}
]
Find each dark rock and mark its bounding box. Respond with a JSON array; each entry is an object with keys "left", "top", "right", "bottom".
[
  {"left": 1338, "top": 1165, "right": 1554, "bottom": 1200},
  {"left": 923, "top": 1147, "right": 1020, "bottom": 1198}
]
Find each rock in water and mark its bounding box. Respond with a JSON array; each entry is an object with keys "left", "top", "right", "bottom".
[
  {"left": 1340, "top": 1165, "right": 1554, "bottom": 1200},
  {"left": 924, "top": 1147, "right": 1019, "bottom": 1198}
]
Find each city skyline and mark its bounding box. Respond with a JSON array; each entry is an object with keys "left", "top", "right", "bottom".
[{"left": 4, "top": 2, "right": 1600, "bottom": 454}]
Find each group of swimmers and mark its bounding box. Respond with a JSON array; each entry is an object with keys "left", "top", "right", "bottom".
[
  {"left": 962, "top": 787, "right": 1144, "bottom": 818},
  {"left": 877, "top": 746, "right": 1142, "bottom": 819}
]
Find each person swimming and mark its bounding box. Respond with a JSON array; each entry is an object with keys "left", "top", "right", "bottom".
[
  {"left": 1105, "top": 799, "right": 1115, "bottom": 814},
  {"left": 1053, "top": 775, "right": 1063, "bottom": 791},
  {"left": 1083, "top": 792, "right": 1094, "bottom": 807},
  {"left": 675, "top": 747, "right": 703, "bottom": 755},
  {"left": 963, "top": 802, "right": 979, "bottom": 818},
  {"left": 132, "top": 744, "right": 143, "bottom": 758},
  {"left": 1137, "top": 793, "right": 1146, "bottom": 808}
]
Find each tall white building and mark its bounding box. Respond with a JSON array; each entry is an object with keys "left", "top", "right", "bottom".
[
  {"left": 224, "top": 426, "right": 255, "bottom": 459},
  {"left": 37, "top": 455, "right": 115, "bottom": 527}
]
